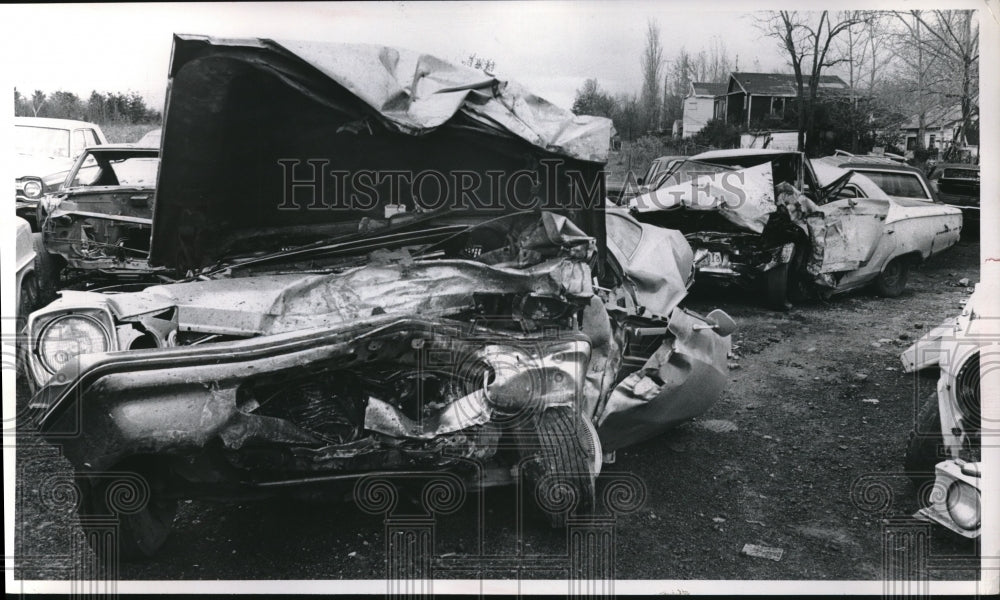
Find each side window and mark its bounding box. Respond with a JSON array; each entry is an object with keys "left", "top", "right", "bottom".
[
  {"left": 71, "top": 130, "right": 87, "bottom": 158},
  {"left": 84, "top": 129, "right": 101, "bottom": 147}
]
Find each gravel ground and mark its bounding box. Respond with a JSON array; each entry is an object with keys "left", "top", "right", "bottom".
[{"left": 14, "top": 238, "right": 981, "bottom": 582}]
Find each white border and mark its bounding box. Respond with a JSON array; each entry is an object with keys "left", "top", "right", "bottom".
[{"left": 2, "top": 0, "right": 997, "bottom": 595}]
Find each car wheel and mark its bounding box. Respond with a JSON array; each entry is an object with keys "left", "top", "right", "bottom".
[
  {"left": 518, "top": 406, "right": 600, "bottom": 528},
  {"left": 904, "top": 394, "right": 944, "bottom": 505},
  {"left": 875, "top": 257, "right": 910, "bottom": 297},
  {"left": 31, "top": 233, "right": 60, "bottom": 305},
  {"left": 77, "top": 464, "right": 178, "bottom": 562},
  {"left": 764, "top": 263, "right": 792, "bottom": 311}
]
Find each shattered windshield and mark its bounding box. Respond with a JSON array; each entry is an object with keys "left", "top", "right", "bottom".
[{"left": 15, "top": 126, "right": 71, "bottom": 158}]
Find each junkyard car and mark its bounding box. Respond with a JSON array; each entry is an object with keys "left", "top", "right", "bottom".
[
  {"left": 15, "top": 216, "right": 39, "bottom": 318},
  {"left": 926, "top": 163, "right": 980, "bottom": 233},
  {"left": 25, "top": 35, "right": 734, "bottom": 560},
  {"left": 900, "top": 284, "right": 988, "bottom": 538},
  {"left": 14, "top": 117, "right": 108, "bottom": 230},
  {"left": 814, "top": 156, "right": 939, "bottom": 204},
  {"left": 630, "top": 149, "right": 962, "bottom": 308},
  {"left": 136, "top": 128, "right": 162, "bottom": 148},
  {"left": 36, "top": 144, "right": 163, "bottom": 289}
]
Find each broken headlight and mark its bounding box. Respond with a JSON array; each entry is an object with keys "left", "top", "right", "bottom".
[
  {"left": 20, "top": 178, "right": 43, "bottom": 199},
  {"left": 946, "top": 479, "right": 980, "bottom": 531},
  {"left": 37, "top": 314, "right": 112, "bottom": 373}
]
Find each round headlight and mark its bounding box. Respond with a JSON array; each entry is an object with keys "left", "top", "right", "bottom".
[
  {"left": 38, "top": 315, "right": 111, "bottom": 373},
  {"left": 945, "top": 480, "right": 980, "bottom": 531},
  {"left": 22, "top": 179, "right": 43, "bottom": 198}
]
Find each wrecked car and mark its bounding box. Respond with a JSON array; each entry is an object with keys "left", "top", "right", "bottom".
[
  {"left": 35, "top": 144, "right": 165, "bottom": 293},
  {"left": 25, "top": 35, "right": 734, "bottom": 560},
  {"left": 629, "top": 149, "right": 963, "bottom": 309},
  {"left": 927, "top": 163, "right": 980, "bottom": 233},
  {"left": 15, "top": 216, "right": 39, "bottom": 318},
  {"left": 900, "top": 283, "right": 988, "bottom": 538},
  {"left": 14, "top": 117, "right": 108, "bottom": 230}
]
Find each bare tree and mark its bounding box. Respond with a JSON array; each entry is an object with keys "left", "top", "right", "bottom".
[
  {"left": 892, "top": 10, "right": 978, "bottom": 153},
  {"left": 640, "top": 19, "right": 664, "bottom": 133},
  {"left": 757, "top": 10, "right": 865, "bottom": 152}
]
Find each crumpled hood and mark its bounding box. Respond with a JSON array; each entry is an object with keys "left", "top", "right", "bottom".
[
  {"left": 15, "top": 153, "right": 75, "bottom": 180},
  {"left": 150, "top": 34, "right": 611, "bottom": 272},
  {"left": 99, "top": 257, "right": 593, "bottom": 337},
  {"left": 629, "top": 162, "right": 777, "bottom": 233}
]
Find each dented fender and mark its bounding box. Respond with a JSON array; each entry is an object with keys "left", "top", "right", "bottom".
[{"left": 595, "top": 309, "right": 732, "bottom": 451}]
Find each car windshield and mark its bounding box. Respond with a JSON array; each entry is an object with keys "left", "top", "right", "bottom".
[
  {"left": 858, "top": 171, "right": 929, "bottom": 199},
  {"left": 72, "top": 153, "right": 159, "bottom": 187},
  {"left": 15, "top": 125, "right": 70, "bottom": 158}
]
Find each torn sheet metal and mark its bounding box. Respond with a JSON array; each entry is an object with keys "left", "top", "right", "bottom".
[
  {"left": 605, "top": 206, "right": 693, "bottom": 319},
  {"left": 152, "top": 35, "right": 611, "bottom": 272},
  {"left": 272, "top": 38, "right": 613, "bottom": 162},
  {"left": 630, "top": 162, "right": 777, "bottom": 233},
  {"left": 596, "top": 308, "right": 731, "bottom": 451},
  {"left": 364, "top": 392, "right": 492, "bottom": 439},
  {"left": 804, "top": 200, "right": 887, "bottom": 274}
]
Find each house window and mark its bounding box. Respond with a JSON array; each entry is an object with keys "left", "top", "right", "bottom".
[
  {"left": 906, "top": 136, "right": 916, "bottom": 150},
  {"left": 928, "top": 134, "right": 936, "bottom": 148}
]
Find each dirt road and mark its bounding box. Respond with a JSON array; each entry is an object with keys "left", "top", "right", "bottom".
[{"left": 14, "top": 239, "right": 980, "bottom": 582}]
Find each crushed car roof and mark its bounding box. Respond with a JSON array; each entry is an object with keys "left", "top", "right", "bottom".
[
  {"left": 168, "top": 34, "right": 612, "bottom": 163},
  {"left": 150, "top": 34, "right": 611, "bottom": 271}
]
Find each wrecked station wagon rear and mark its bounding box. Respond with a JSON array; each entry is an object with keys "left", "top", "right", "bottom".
[{"left": 24, "top": 35, "right": 734, "bottom": 559}]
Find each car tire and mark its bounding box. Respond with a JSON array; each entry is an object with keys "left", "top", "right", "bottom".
[
  {"left": 31, "top": 233, "right": 59, "bottom": 305},
  {"left": 764, "top": 263, "right": 792, "bottom": 311},
  {"left": 77, "top": 465, "right": 178, "bottom": 562},
  {"left": 904, "top": 394, "right": 944, "bottom": 505},
  {"left": 875, "top": 257, "right": 910, "bottom": 298},
  {"left": 519, "top": 406, "right": 600, "bottom": 528}
]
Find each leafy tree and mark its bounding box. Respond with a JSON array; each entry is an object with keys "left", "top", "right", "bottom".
[{"left": 572, "top": 79, "right": 617, "bottom": 117}]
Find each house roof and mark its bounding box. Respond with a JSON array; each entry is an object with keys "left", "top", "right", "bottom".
[
  {"left": 900, "top": 105, "right": 972, "bottom": 131},
  {"left": 728, "top": 72, "right": 849, "bottom": 97},
  {"left": 690, "top": 82, "right": 728, "bottom": 97}
]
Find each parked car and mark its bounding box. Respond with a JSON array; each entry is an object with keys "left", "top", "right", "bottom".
[
  {"left": 607, "top": 155, "right": 686, "bottom": 202},
  {"left": 14, "top": 117, "right": 108, "bottom": 230},
  {"left": 136, "top": 128, "right": 162, "bottom": 148},
  {"left": 815, "top": 156, "right": 939, "bottom": 203},
  {"left": 900, "top": 284, "right": 986, "bottom": 538},
  {"left": 35, "top": 144, "right": 163, "bottom": 289},
  {"left": 630, "top": 149, "right": 963, "bottom": 309},
  {"left": 25, "top": 35, "right": 734, "bottom": 560},
  {"left": 926, "top": 163, "right": 979, "bottom": 233}
]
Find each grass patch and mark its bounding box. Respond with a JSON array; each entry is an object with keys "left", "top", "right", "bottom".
[{"left": 101, "top": 122, "right": 159, "bottom": 144}]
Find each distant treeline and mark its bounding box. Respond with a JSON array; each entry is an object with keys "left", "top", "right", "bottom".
[{"left": 14, "top": 88, "right": 161, "bottom": 124}]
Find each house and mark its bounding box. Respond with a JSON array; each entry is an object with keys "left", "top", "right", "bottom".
[
  {"left": 721, "top": 72, "right": 849, "bottom": 128},
  {"left": 682, "top": 82, "right": 728, "bottom": 138},
  {"left": 900, "top": 105, "right": 975, "bottom": 153}
]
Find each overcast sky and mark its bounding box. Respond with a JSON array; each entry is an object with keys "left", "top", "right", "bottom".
[{"left": 0, "top": 0, "right": 985, "bottom": 112}]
